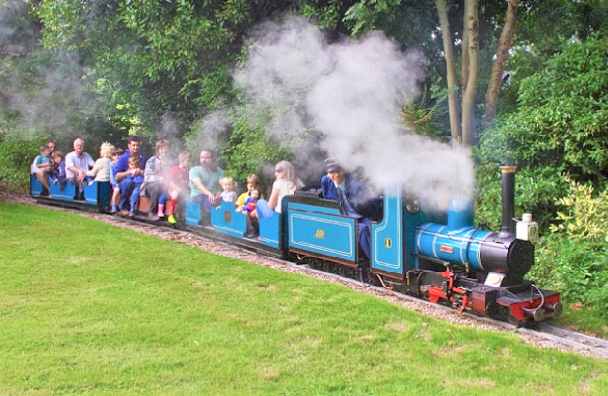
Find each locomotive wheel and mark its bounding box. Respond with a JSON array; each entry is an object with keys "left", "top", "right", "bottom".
[
  {"left": 485, "top": 301, "right": 500, "bottom": 319},
  {"left": 507, "top": 313, "right": 522, "bottom": 326}
]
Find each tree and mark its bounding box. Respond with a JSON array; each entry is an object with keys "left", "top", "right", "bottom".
[
  {"left": 482, "top": 0, "right": 519, "bottom": 129},
  {"left": 434, "top": 0, "right": 522, "bottom": 145}
]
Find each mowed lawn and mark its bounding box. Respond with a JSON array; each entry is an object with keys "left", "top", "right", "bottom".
[{"left": 1, "top": 202, "right": 607, "bottom": 395}]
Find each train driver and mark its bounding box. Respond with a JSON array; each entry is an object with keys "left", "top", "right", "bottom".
[{"left": 321, "top": 158, "right": 383, "bottom": 260}]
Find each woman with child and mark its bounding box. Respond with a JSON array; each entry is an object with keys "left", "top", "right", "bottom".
[{"left": 245, "top": 161, "right": 303, "bottom": 238}]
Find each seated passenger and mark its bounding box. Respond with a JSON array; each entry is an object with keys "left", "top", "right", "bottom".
[
  {"left": 49, "top": 151, "right": 66, "bottom": 186},
  {"left": 189, "top": 149, "right": 224, "bottom": 226},
  {"left": 109, "top": 147, "right": 124, "bottom": 213},
  {"left": 247, "top": 160, "right": 303, "bottom": 238},
  {"left": 242, "top": 190, "right": 259, "bottom": 213},
  {"left": 86, "top": 142, "right": 114, "bottom": 182},
  {"left": 235, "top": 174, "right": 264, "bottom": 212},
  {"left": 321, "top": 158, "right": 383, "bottom": 260},
  {"left": 31, "top": 145, "right": 52, "bottom": 195},
  {"left": 141, "top": 139, "right": 170, "bottom": 221},
  {"left": 167, "top": 151, "right": 190, "bottom": 224},
  {"left": 65, "top": 138, "right": 95, "bottom": 199},
  {"left": 125, "top": 156, "right": 145, "bottom": 217},
  {"left": 47, "top": 141, "right": 56, "bottom": 157},
  {"left": 219, "top": 177, "right": 237, "bottom": 204},
  {"left": 114, "top": 136, "right": 147, "bottom": 215}
]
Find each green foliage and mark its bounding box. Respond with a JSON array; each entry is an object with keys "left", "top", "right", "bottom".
[
  {"left": 530, "top": 234, "right": 608, "bottom": 316},
  {"left": 475, "top": 162, "right": 569, "bottom": 230},
  {"left": 476, "top": 36, "right": 608, "bottom": 230},
  {"left": 222, "top": 111, "right": 294, "bottom": 189},
  {"left": 550, "top": 178, "right": 608, "bottom": 243},
  {"left": 0, "top": 131, "right": 45, "bottom": 191}
]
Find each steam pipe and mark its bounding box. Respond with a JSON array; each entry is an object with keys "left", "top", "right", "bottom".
[{"left": 499, "top": 166, "right": 517, "bottom": 238}]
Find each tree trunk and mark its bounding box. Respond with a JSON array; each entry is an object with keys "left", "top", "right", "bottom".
[
  {"left": 483, "top": 0, "right": 519, "bottom": 129},
  {"left": 434, "top": 0, "right": 462, "bottom": 142},
  {"left": 461, "top": 0, "right": 479, "bottom": 146}
]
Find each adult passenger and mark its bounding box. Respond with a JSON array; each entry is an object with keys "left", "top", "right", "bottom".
[
  {"left": 320, "top": 158, "right": 382, "bottom": 259},
  {"left": 47, "top": 141, "right": 56, "bottom": 156},
  {"left": 65, "top": 138, "right": 95, "bottom": 199},
  {"left": 114, "top": 136, "right": 147, "bottom": 215},
  {"left": 141, "top": 139, "right": 170, "bottom": 221},
  {"left": 189, "top": 149, "right": 224, "bottom": 225},
  {"left": 246, "top": 160, "right": 303, "bottom": 237}
]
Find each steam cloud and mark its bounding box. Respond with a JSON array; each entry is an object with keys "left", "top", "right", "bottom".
[{"left": 234, "top": 17, "right": 475, "bottom": 205}]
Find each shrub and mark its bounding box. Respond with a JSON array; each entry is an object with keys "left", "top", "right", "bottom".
[
  {"left": 530, "top": 234, "right": 608, "bottom": 316},
  {"left": 550, "top": 178, "right": 608, "bottom": 242},
  {"left": 0, "top": 132, "right": 45, "bottom": 192}
]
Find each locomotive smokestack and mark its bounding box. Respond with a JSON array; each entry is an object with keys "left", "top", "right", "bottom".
[{"left": 500, "top": 166, "right": 517, "bottom": 238}]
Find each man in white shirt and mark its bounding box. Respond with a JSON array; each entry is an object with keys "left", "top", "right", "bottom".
[{"left": 65, "top": 138, "right": 95, "bottom": 199}]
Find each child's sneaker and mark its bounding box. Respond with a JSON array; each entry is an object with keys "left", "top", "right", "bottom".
[
  {"left": 110, "top": 204, "right": 118, "bottom": 213},
  {"left": 168, "top": 215, "right": 177, "bottom": 224},
  {"left": 129, "top": 210, "right": 135, "bottom": 217},
  {"left": 245, "top": 227, "right": 257, "bottom": 238}
]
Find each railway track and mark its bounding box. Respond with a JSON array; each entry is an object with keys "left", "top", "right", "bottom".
[{"left": 30, "top": 198, "right": 608, "bottom": 360}]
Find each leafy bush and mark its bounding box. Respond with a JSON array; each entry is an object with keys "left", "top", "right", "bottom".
[
  {"left": 528, "top": 179, "right": 608, "bottom": 316},
  {"left": 550, "top": 178, "right": 608, "bottom": 242},
  {"left": 475, "top": 161, "right": 569, "bottom": 230},
  {"left": 530, "top": 234, "right": 608, "bottom": 316},
  {"left": 476, "top": 36, "right": 608, "bottom": 231},
  {"left": 0, "top": 132, "right": 45, "bottom": 192}
]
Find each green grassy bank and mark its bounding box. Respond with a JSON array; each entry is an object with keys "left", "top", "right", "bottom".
[{"left": 1, "top": 202, "right": 607, "bottom": 395}]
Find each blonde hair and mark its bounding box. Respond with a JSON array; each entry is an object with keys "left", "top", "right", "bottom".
[
  {"left": 100, "top": 142, "right": 114, "bottom": 159},
  {"left": 178, "top": 151, "right": 190, "bottom": 163},
  {"left": 276, "top": 161, "right": 300, "bottom": 183},
  {"left": 219, "top": 176, "right": 236, "bottom": 190}
]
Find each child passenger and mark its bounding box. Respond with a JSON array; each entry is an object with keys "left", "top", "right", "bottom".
[
  {"left": 32, "top": 145, "right": 52, "bottom": 195},
  {"left": 235, "top": 174, "right": 263, "bottom": 212},
  {"left": 219, "top": 177, "right": 237, "bottom": 203},
  {"left": 86, "top": 142, "right": 113, "bottom": 182},
  {"left": 243, "top": 190, "right": 259, "bottom": 213},
  {"left": 49, "top": 151, "right": 66, "bottom": 186},
  {"left": 109, "top": 147, "right": 124, "bottom": 213},
  {"left": 166, "top": 151, "right": 190, "bottom": 224},
  {"left": 126, "top": 156, "right": 144, "bottom": 217}
]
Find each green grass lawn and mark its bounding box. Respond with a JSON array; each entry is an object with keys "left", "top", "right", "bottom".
[{"left": 1, "top": 201, "right": 608, "bottom": 395}]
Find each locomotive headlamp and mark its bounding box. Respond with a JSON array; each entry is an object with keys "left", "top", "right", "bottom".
[{"left": 516, "top": 213, "right": 539, "bottom": 242}]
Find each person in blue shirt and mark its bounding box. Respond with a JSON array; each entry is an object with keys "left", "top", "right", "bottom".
[
  {"left": 113, "top": 136, "right": 147, "bottom": 215},
  {"left": 321, "top": 158, "right": 383, "bottom": 260}
]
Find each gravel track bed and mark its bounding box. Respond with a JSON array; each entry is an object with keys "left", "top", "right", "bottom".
[{"left": 1, "top": 191, "right": 604, "bottom": 359}]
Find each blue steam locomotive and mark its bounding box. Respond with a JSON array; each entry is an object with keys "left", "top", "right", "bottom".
[{"left": 30, "top": 166, "right": 561, "bottom": 326}]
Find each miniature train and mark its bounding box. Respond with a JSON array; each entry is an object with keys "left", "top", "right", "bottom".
[{"left": 30, "top": 166, "right": 562, "bottom": 326}]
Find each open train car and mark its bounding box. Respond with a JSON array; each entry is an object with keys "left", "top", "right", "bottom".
[{"left": 30, "top": 174, "right": 111, "bottom": 211}]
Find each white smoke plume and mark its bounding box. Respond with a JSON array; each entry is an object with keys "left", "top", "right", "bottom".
[{"left": 235, "top": 17, "right": 475, "bottom": 204}]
